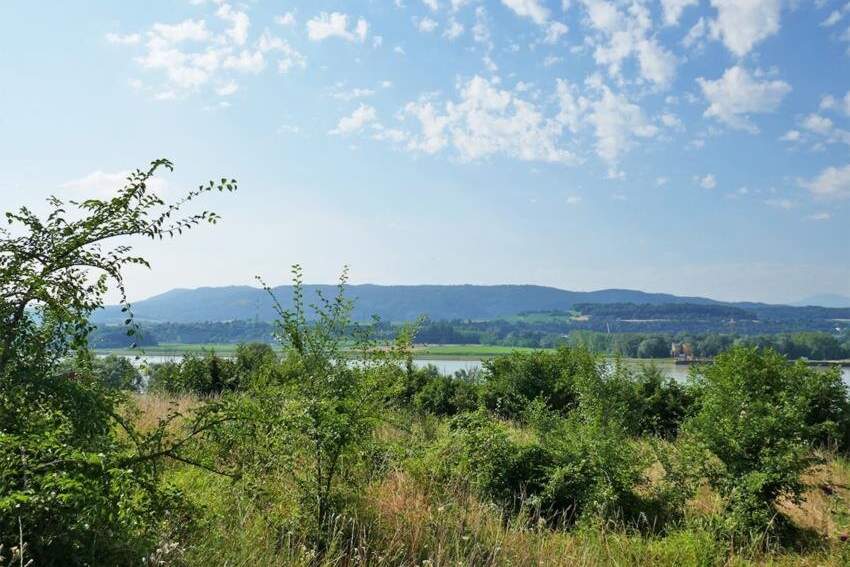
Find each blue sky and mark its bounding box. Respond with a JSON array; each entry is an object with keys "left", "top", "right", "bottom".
[{"left": 0, "top": 0, "right": 848, "bottom": 304}]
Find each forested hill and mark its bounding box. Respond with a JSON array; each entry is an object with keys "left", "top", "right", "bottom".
[{"left": 94, "top": 284, "right": 721, "bottom": 324}]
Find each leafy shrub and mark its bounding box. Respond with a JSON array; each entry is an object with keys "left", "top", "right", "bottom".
[
  {"left": 624, "top": 364, "right": 694, "bottom": 438},
  {"left": 430, "top": 355, "right": 646, "bottom": 527},
  {"left": 480, "top": 346, "right": 597, "bottom": 418},
  {"left": 683, "top": 347, "right": 823, "bottom": 537},
  {"left": 0, "top": 159, "right": 236, "bottom": 564},
  {"left": 413, "top": 372, "right": 480, "bottom": 416},
  {"left": 147, "top": 351, "right": 238, "bottom": 395}
]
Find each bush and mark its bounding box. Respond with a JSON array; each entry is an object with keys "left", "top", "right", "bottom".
[
  {"left": 480, "top": 346, "right": 597, "bottom": 418},
  {"left": 413, "top": 372, "right": 480, "bottom": 416},
  {"left": 625, "top": 364, "right": 694, "bottom": 438},
  {"left": 0, "top": 360, "right": 181, "bottom": 564},
  {"left": 683, "top": 347, "right": 821, "bottom": 537},
  {"left": 147, "top": 351, "right": 238, "bottom": 395}
]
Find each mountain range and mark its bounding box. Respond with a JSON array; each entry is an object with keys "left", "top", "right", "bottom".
[{"left": 93, "top": 284, "right": 850, "bottom": 324}]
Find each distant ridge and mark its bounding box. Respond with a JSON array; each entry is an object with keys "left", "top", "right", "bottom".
[
  {"left": 792, "top": 294, "right": 850, "bottom": 309},
  {"left": 94, "top": 284, "right": 723, "bottom": 324}
]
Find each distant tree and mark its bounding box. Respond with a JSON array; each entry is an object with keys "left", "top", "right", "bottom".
[{"left": 636, "top": 336, "right": 669, "bottom": 358}]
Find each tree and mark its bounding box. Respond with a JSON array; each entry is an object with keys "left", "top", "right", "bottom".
[
  {"left": 0, "top": 159, "right": 236, "bottom": 563},
  {"left": 253, "top": 266, "right": 416, "bottom": 545}
]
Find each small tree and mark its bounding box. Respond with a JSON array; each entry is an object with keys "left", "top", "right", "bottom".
[
  {"left": 684, "top": 347, "right": 818, "bottom": 539},
  {"left": 0, "top": 160, "right": 236, "bottom": 562},
  {"left": 257, "top": 265, "right": 415, "bottom": 543}
]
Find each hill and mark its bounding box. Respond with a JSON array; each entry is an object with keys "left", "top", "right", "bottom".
[
  {"left": 793, "top": 293, "right": 850, "bottom": 308},
  {"left": 94, "top": 284, "right": 720, "bottom": 324}
]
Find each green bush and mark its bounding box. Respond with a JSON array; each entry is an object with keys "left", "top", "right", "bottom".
[
  {"left": 0, "top": 159, "right": 236, "bottom": 564},
  {"left": 683, "top": 347, "right": 822, "bottom": 537},
  {"left": 624, "top": 364, "right": 694, "bottom": 438},
  {"left": 147, "top": 351, "right": 238, "bottom": 395},
  {"left": 413, "top": 372, "right": 480, "bottom": 416},
  {"left": 480, "top": 346, "right": 597, "bottom": 418}
]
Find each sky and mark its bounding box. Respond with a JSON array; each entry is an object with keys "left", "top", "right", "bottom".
[{"left": 0, "top": 0, "right": 849, "bottom": 304}]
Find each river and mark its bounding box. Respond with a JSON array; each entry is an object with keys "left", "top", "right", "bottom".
[{"left": 111, "top": 354, "right": 850, "bottom": 386}]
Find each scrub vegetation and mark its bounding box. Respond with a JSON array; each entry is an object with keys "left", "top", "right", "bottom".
[{"left": 3, "top": 162, "right": 850, "bottom": 566}]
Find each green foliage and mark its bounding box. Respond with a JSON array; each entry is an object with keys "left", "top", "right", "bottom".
[
  {"left": 94, "top": 354, "right": 144, "bottom": 391},
  {"left": 623, "top": 364, "right": 694, "bottom": 438},
  {"left": 0, "top": 160, "right": 236, "bottom": 564},
  {"left": 430, "top": 354, "right": 644, "bottom": 527},
  {"left": 683, "top": 347, "right": 821, "bottom": 537},
  {"left": 204, "top": 266, "right": 417, "bottom": 548},
  {"left": 147, "top": 351, "right": 238, "bottom": 395},
  {"left": 480, "top": 346, "right": 597, "bottom": 418}
]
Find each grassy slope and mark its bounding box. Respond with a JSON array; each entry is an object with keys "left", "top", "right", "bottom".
[{"left": 135, "top": 393, "right": 850, "bottom": 566}]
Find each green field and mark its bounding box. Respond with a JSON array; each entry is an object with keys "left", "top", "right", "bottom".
[
  {"left": 95, "top": 342, "right": 675, "bottom": 362},
  {"left": 95, "top": 342, "right": 544, "bottom": 359}
]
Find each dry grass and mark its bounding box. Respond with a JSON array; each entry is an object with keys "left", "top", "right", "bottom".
[
  {"left": 777, "top": 458, "right": 850, "bottom": 542},
  {"left": 129, "top": 392, "right": 200, "bottom": 432}
]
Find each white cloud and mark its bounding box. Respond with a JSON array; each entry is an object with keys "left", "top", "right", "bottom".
[
  {"left": 656, "top": 176, "right": 669, "bottom": 186},
  {"left": 400, "top": 75, "right": 577, "bottom": 164},
  {"left": 106, "top": 32, "right": 141, "bottom": 45},
  {"left": 807, "top": 212, "right": 832, "bottom": 221},
  {"left": 62, "top": 170, "right": 167, "bottom": 198},
  {"left": 661, "top": 0, "right": 698, "bottom": 26},
  {"left": 697, "top": 65, "right": 791, "bottom": 132},
  {"left": 217, "top": 4, "right": 250, "bottom": 46},
  {"left": 820, "top": 94, "right": 837, "bottom": 111},
  {"left": 422, "top": 0, "right": 439, "bottom": 10},
  {"left": 780, "top": 129, "right": 801, "bottom": 142},
  {"left": 696, "top": 173, "right": 717, "bottom": 189},
  {"left": 332, "top": 87, "right": 376, "bottom": 101},
  {"left": 708, "top": 0, "right": 781, "bottom": 57},
  {"left": 765, "top": 198, "right": 795, "bottom": 209},
  {"left": 579, "top": 0, "right": 677, "bottom": 88},
  {"left": 585, "top": 86, "right": 658, "bottom": 170},
  {"left": 306, "top": 12, "right": 369, "bottom": 43},
  {"left": 125, "top": 11, "right": 304, "bottom": 99},
  {"left": 222, "top": 50, "right": 264, "bottom": 74},
  {"left": 543, "top": 55, "right": 563, "bottom": 66},
  {"left": 501, "top": 0, "right": 550, "bottom": 25},
  {"left": 800, "top": 164, "right": 850, "bottom": 199},
  {"left": 683, "top": 17, "right": 708, "bottom": 48},
  {"left": 417, "top": 17, "right": 439, "bottom": 32},
  {"left": 660, "top": 112, "right": 684, "bottom": 129},
  {"left": 216, "top": 80, "right": 239, "bottom": 96},
  {"left": 821, "top": 2, "right": 850, "bottom": 27},
  {"left": 149, "top": 19, "right": 210, "bottom": 43},
  {"left": 566, "top": 195, "right": 583, "bottom": 205},
  {"left": 276, "top": 12, "right": 296, "bottom": 27},
  {"left": 444, "top": 19, "right": 465, "bottom": 39},
  {"left": 330, "top": 104, "right": 377, "bottom": 135},
  {"left": 801, "top": 113, "right": 834, "bottom": 135},
  {"left": 257, "top": 32, "right": 306, "bottom": 73},
  {"left": 544, "top": 21, "right": 568, "bottom": 43},
  {"left": 472, "top": 7, "right": 492, "bottom": 46}
]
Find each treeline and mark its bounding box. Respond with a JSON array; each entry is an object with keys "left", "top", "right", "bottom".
[
  {"left": 569, "top": 330, "right": 850, "bottom": 360},
  {"left": 91, "top": 318, "right": 850, "bottom": 361},
  {"left": 571, "top": 302, "right": 755, "bottom": 320}
]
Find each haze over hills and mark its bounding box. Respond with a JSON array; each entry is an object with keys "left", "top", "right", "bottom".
[{"left": 92, "top": 283, "right": 849, "bottom": 325}]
